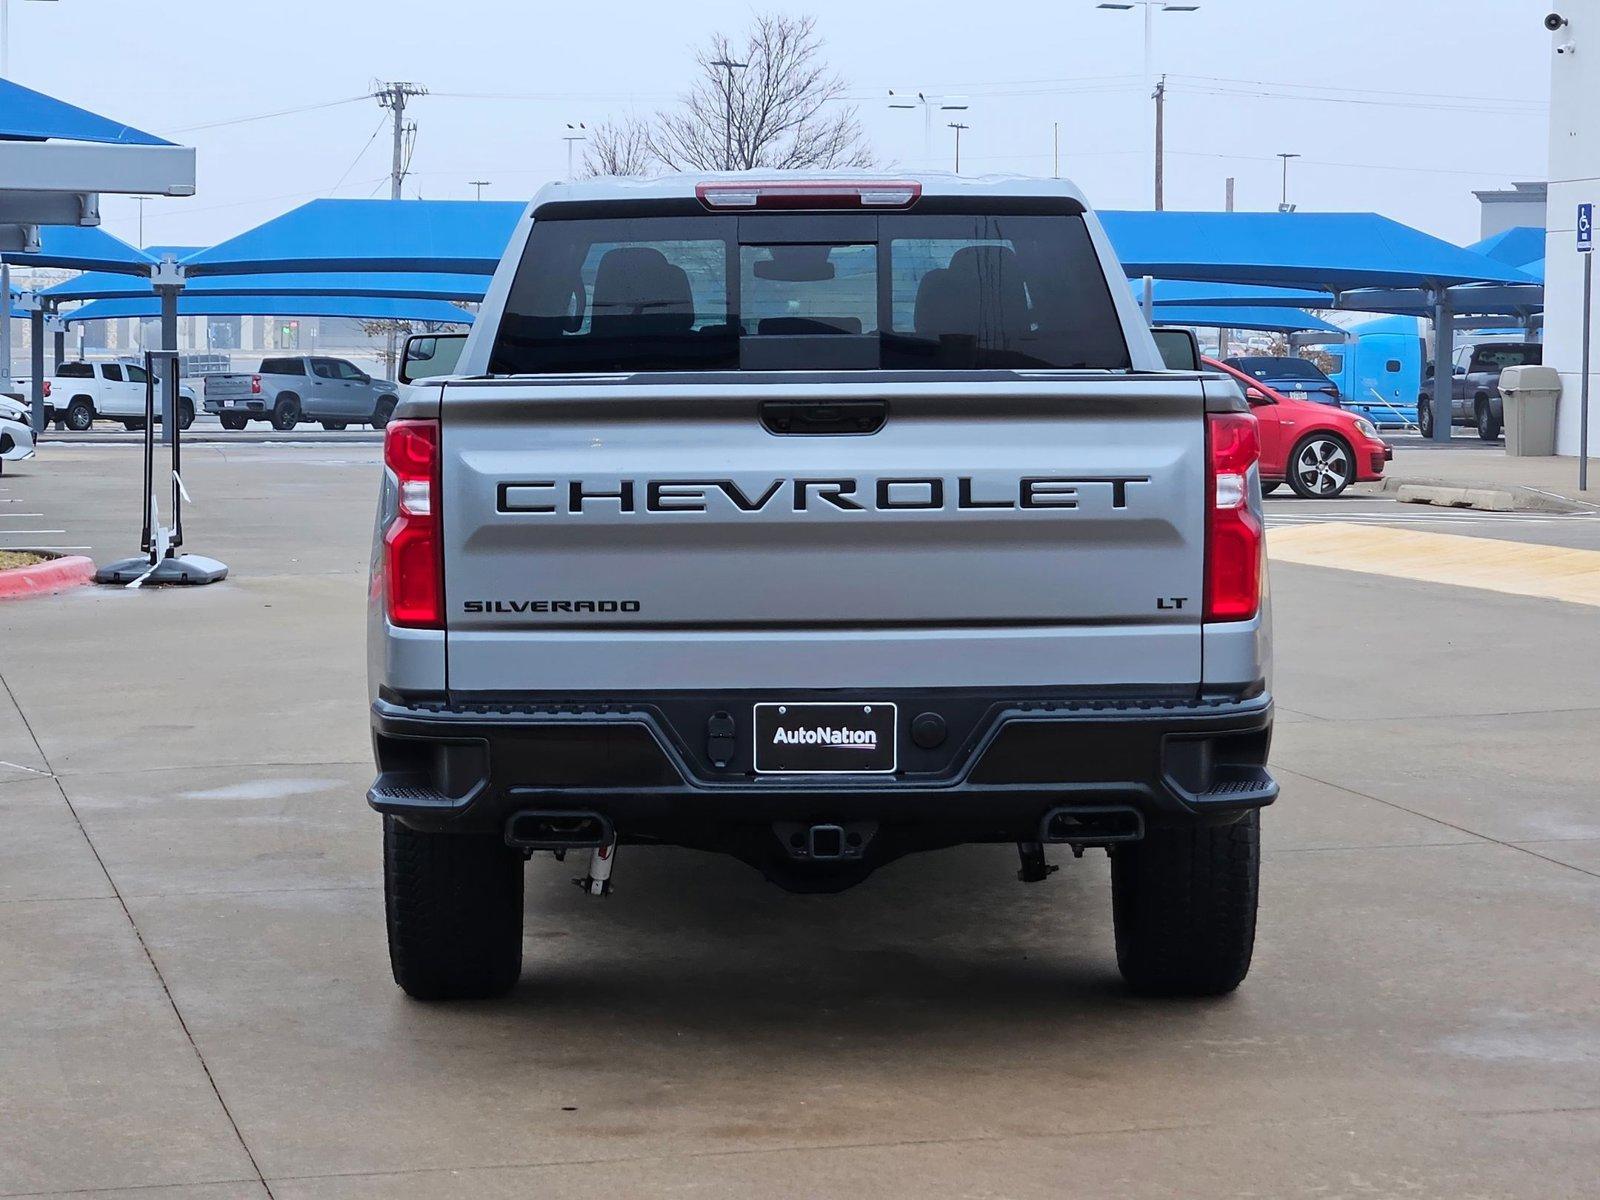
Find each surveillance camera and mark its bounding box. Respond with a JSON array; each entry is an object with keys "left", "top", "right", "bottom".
[
  {"left": 1546, "top": 12, "right": 1568, "bottom": 31},
  {"left": 1557, "top": 40, "right": 1577, "bottom": 53}
]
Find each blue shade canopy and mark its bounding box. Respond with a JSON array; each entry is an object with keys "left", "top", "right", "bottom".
[
  {"left": 44, "top": 269, "right": 492, "bottom": 303},
  {"left": 181, "top": 199, "right": 526, "bottom": 277},
  {"left": 0, "top": 78, "right": 172, "bottom": 145},
  {"left": 1466, "top": 226, "right": 1545, "bottom": 270},
  {"left": 0, "top": 224, "right": 155, "bottom": 274},
  {"left": 1140, "top": 280, "right": 1336, "bottom": 308},
  {"left": 62, "top": 295, "right": 474, "bottom": 326},
  {"left": 1154, "top": 306, "right": 1343, "bottom": 335},
  {"left": 1100, "top": 211, "right": 1537, "bottom": 291}
]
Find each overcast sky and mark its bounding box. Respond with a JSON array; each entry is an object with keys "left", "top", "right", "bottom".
[{"left": 7, "top": 0, "right": 1554, "bottom": 250}]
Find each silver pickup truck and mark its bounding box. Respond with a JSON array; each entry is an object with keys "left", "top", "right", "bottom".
[
  {"left": 368, "top": 173, "right": 1275, "bottom": 1002},
  {"left": 204, "top": 355, "right": 399, "bottom": 430}
]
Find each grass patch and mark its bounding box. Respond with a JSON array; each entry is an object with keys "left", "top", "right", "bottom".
[{"left": 0, "top": 550, "right": 49, "bottom": 571}]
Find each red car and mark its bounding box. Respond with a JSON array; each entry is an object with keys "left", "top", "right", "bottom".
[{"left": 1205, "top": 356, "right": 1391, "bottom": 499}]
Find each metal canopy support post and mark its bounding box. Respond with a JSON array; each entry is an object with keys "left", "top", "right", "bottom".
[
  {"left": 1431, "top": 287, "right": 1455, "bottom": 443},
  {"left": 28, "top": 302, "right": 45, "bottom": 432},
  {"left": 49, "top": 310, "right": 63, "bottom": 372},
  {"left": 151, "top": 254, "right": 186, "bottom": 446},
  {"left": 0, "top": 261, "right": 11, "bottom": 394}
]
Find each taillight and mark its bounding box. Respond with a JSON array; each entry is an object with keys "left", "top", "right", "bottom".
[
  {"left": 1204, "top": 412, "right": 1264, "bottom": 623},
  {"left": 382, "top": 418, "right": 443, "bottom": 628},
  {"left": 42, "top": 381, "right": 51, "bottom": 398},
  {"left": 250, "top": 374, "right": 261, "bottom": 394},
  {"left": 695, "top": 180, "right": 922, "bottom": 210}
]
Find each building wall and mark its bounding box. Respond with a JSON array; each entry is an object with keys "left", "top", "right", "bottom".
[
  {"left": 1475, "top": 183, "right": 1548, "bottom": 239},
  {"left": 1544, "top": 1, "right": 1600, "bottom": 457}
]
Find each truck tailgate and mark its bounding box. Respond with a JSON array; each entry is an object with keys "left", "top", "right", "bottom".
[
  {"left": 205, "top": 375, "right": 257, "bottom": 402},
  {"left": 440, "top": 377, "right": 1207, "bottom": 694}
]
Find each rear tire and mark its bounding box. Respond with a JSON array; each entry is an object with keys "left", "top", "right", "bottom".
[
  {"left": 270, "top": 395, "right": 301, "bottom": 431},
  {"left": 384, "top": 817, "right": 524, "bottom": 1001},
  {"left": 1112, "top": 809, "right": 1260, "bottom": 997},
  {"left": 64, "top": 398, "right": 95, "bottom": 432},
  {"left": 177, "top": 399, "right": 195, "bottom": 430},
  {"left": 320, "top": 421, "right": 347, "bottom": 431},
  {"left": 1417, "top": 398, "right": 1434, "bottom": 439},
  {"left": 1476, "top": 398, "right": 1502, "bottom": 441},
  {"left": 219, "top": 414, "right": 249, "bottom": 431},
  {"left": 1260, "top": 480, "right": 1283, "bottom": 496},
  {"left": 371, "top": 395, "right": 396, "bottom": 429}
]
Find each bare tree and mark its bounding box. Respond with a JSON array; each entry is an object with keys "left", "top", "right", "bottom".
[
  {"left": 648, "top": 14, "right": 873, "bottom": 172},
  {"left": 581, "top": 116, "right": 655, "bottom": 178}
]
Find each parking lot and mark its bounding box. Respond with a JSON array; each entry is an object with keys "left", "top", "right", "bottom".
[{"left": 0, "top": 440, "right": 1594, "bottom": 1199}]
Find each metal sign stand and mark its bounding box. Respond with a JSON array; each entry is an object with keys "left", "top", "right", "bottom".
[
  {"left": 95, "top": 350, "right": 229, "bottom": 586},
  {"left": 1579, "top": 202, "right": 1593, "bottom": 492}
]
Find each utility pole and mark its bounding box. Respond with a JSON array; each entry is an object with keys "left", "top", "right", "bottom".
[
  {"left": 709, "top": 58, "right": 748, "bottom": 170},
  {"left": 1218, "top": 176, "right": 1236, "bottom": 357},
  {"left": 132, "top": 195, "right": 150, "bottom": 249},
  {"left": 1153, "top": 76, "right": 1165, "bottom": 211},
  {"left": 948, "top": 121, "right": 970, "bottom": 174},
  {"left": 374, "top": 81, "right": 426, "bottom": 200},
  {"left": 469, "top": 179, "right": 491, "bottom": 201},
  {"left": 373, "top": 81, "right": 425, "bottom": 377},
  {"left": 1053, "top": 121, "right": 1060, "bottom": 178}
]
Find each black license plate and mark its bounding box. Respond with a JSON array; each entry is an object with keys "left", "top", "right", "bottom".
[{"left": 753, "top": 702, "right": 898, "bottom": 774}]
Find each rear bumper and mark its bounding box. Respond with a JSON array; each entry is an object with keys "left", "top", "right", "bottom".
[
  {"left": 368, "top": 690, "right": 1276, "bottom": 850},
  {"left": 204, "top": 398, "right": 267, "bottom": 413}
]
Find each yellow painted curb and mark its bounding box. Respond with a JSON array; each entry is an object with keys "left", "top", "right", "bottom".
[{"left": 1268, "top": 523, "right": 1600, "bottom": 608}]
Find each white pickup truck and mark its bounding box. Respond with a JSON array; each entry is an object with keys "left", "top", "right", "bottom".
[{"left": 22, "top": 360, "right": 197, "bottom": 432}]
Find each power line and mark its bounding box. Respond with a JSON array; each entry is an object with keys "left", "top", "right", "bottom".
[
  {"left": 170, "top": 94, "right": 369, "bottom": 133},
  {"left": 328, "top": 115, "right": 390, "bottom": 196}
]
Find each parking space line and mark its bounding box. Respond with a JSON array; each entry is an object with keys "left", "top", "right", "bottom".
[{"left": 1269, "top": 522, "right": 1600, "bottom": 607}]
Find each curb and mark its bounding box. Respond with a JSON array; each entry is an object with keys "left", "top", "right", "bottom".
[
  {"left": 1395, "top": 484, "right": 1516, "bottom": 512},
  {"left": 1375, "top": 475, "right": 1588, "bottom": 514},
  {"left": 0, "top": 554, "right": 97, "bottom": 600}
]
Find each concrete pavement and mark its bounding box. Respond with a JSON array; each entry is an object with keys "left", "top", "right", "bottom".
[{"left": 1, "top": 444, "right": 1597, "bottom": 1199}]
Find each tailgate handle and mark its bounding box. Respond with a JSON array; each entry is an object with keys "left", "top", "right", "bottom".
[{"left": 761, "top": 400, "right": 886, "bottom": 436}]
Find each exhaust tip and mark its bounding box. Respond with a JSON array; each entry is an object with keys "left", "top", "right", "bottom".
[
  {"left": 1039, "top": 806, "right": 1144, "bottom": 845},
  {"left": 505, "top": 810, "right": 613, "bottom": 850}
]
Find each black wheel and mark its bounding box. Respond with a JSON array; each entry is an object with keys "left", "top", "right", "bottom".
[
  {"left": 270, "top": 395, "right": 301, "bottom": 431},
  {"left": 321, "top": 421, "right": 348, "bottom": 432},
  {"left": 1112, "top": 809, "right": 1260, "bottom": 997},
  {"left": 1476, "top": 397, "right": 1501, "bottom": 441},
  {"left": 371, "top": 395, "right": 397, "bottom": 429},
  {"left": 64, "top": 398, "right": 95, "bottom": 431},
  {"left": 219, "top": 414, "right": 249, "bottom": 431},
  {"left": 1260, "top": 480, "right": 1283, "bottom": 496},
  {"left": 177, "top": 399, "right": 195, "bottom": 430},
  {"left": 1417, "top": 397, "right": 1434, "bottom": 439},
  {"left": 1286, "top": 433, "right": 1354, "bottom": 499},
  {"left": 384, "top": 816, "right": 524, "bottom": 1001}
]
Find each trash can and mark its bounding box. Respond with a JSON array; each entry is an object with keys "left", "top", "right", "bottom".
[{"left": 1500, "top": 364, "right": 1561, "bottom": 456}]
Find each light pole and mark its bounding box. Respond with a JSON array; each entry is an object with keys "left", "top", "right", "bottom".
[
  {"left": 889, "top": 91, "right": 970, "bottom": 171},
  {"left": 1277, "top": 152, "right": 1301, "bottom": 212},
  {"left": 1096, "top": 1, "right": 1199, "bottom": 210},
  {"left": 469, "top": 179, "right": 491, "bottom": 201},
  {"left": 131, "top": 195, "right": 151, "bottom": 248},
  {"left": 1, "top": 0, "right": 59, "bottom": 79},
  {"left": 948, "top": 122, "right": 970, "bottom": 174},
  {"left": 562, "top": 123, "right": 586, "bottom": 180},
  {"left": 709, "top": 57, "right": 748, "bottom": 170}
]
